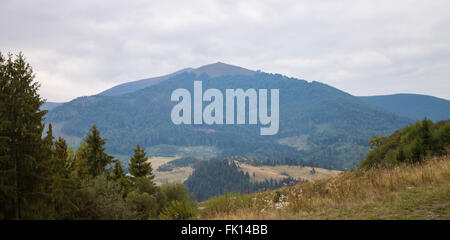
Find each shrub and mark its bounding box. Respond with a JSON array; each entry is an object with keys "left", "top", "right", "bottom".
[{"left": 160, "top": 199, "right": 198, "bottom": 220}]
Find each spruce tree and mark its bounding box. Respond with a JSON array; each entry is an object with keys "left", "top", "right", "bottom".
[
  {"left": 112, "top": 159, "right": 125, "bottom": 181},
  {"left": 47, "top": 135, "right": 79, "bottom": 219},
  {"left": 111, "top": 159, "right": 130, "bottom": 196},
  {"left": 128, "top": 143, "right": 153, "bottom": 179},
  {"left": 54, "top": 137, "right": 71, "bottom": 176},
  {"left": 0, "top": 52, "right": 47, "bottom": 219},
  {"left": 82, "top": 125, "right": 113, "bottom": 178}
]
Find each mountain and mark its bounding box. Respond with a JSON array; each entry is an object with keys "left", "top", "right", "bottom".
[
  {"left": 359, "top": 94, "right": 450, "bottom": 121},
  {"left": 41, "top": 101, "right": 63, "bottom": 111},
  {"left": 46, "top": 63, "right": 413, "bottom": 170},
  {"left": 98, "top": 62, "right": 255, "bottom": 96}
]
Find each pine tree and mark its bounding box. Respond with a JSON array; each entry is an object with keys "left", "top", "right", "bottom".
[
  {"left": 0, "top": 52, "right": 47, "bottom": 219},
  {"left": 82, "top": 125, "right": 113, "bottom": 178},
  {"left": 128, "top": 143, "right": 153, "bottom": 179},
  {"left": 73, "top": 142, "right": 90, "bottom": 179},
  {"left": 46, "top": 136, "right": 79, "bottom": 219},
  {"left": 112, "top": 159, "right": 125, "bottom": 181}
]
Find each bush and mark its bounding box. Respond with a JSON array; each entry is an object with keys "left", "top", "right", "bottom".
[
  {"left": 360, "top": 119, "right": 449, "bottom": 170},
  {"left": 77, "top": 174, "right": 132, "bottom": 220},
  {"left": 161, "top": 182, "right": 189, "bottom": 203},
  {"left": 125, "top": 191, "right": 158, "bottom": 219},
  {"left": 202, "top": 192, "right": 253, "bottom": 217},
  {"left": 160, "top": 199, "right": 198, "bottom": 220}
]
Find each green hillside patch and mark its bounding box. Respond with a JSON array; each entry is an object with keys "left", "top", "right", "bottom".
[{"left": 360, "top": 119, "right": 450, "bottom": 169}]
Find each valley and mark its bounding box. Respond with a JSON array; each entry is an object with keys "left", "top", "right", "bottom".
[{"left": 147, "top": 155, "right": 340, "bottom": 186}]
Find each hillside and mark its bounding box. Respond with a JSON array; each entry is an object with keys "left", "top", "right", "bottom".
[
  {"left": 45, "top": 63, "right": 413, "bottom": 170},
  {"left": 41, "top": 101, "right": 63, "bottom": 111},
  {"left": 200, "top": 119, "right": 450, "bottom": 219},
  {"left": 236, "top": 162, "right": 340, "bottom": 183},
  {"left": 360, "top": 94, "right": 450, "bottom": 121},
  {"left": 201, "top": 155, "right": 450, "bottom": 219}
]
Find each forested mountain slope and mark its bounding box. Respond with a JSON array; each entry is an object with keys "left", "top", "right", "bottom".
[
  {"left": 46, "top": 63, "right": 413, "bottom": 170},
  {"left": 360, "top": 94, "right": 450, "bottom": 121}
]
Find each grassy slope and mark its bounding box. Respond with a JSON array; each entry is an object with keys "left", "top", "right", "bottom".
[
  {"left": 236, "top": 162, "right": 341, "bottom": 182},
  {"left": 146, "top": 156, "right": 193, "bottom": 185},
  {"left": 201, "top": 155, "right": 450, "bottom": 219}
]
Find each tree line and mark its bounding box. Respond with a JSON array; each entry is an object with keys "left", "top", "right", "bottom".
[{"left": 184, "top": 159, "right": 299, "bottom": 202}]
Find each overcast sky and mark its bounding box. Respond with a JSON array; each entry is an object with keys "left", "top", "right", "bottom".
[{"left": 1, "top": 0, "right": 450, "bottom": 102}]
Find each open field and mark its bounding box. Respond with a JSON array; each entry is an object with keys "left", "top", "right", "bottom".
[
  {"left": 201, "top": 155, "right": 450, "bottom": 219},
  {"left": 153, "top": 166, "right": 194, "bottom": 185},
  {"left": 236, "top": 162, "right": 341, "bottom": 182},
  {"left": 146, "top": 156, "right": 178, "bottom": 169},
  {"left": 146, "top": 156, "right": 194, "bottom": 185}
]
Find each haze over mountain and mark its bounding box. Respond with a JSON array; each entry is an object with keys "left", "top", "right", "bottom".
[
  {"left": 360, "top": 94, "right": 450, "bottom": 122},
  {"left": 46, "top": 62, "right": 414, "bottom": 170},
  {"left": 98, "top": 62, "right": 256, "bottom": 96},
  {"left": 41, "top": 102, "right": 63, "bottom": 111}
]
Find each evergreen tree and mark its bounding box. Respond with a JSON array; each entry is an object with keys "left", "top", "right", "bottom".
[
  {"left": 46, "top": 136, "right": 79, "bottom": 219},
  {"left": 128, "top": 143, "right": 153, "bottom": 179},
  {"left": 73, "top": 142, "right": 90, "bottom": 179},
  {"left": 0, "top": 52, "right": 47, "bottom": 219},
  {"left": 112, "top": 159, "right": 125, "bottom": 181},
  {"left": 54, "top": 137, "right": 72, "bottom": 176},
  {"left": 82, "top": 125, "right": 113, "bottom": 178}
]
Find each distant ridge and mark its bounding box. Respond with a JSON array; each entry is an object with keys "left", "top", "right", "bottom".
[
  {"left": 359, "top": 93, "right": 450, "bottom": 122},
  {"left": 98, "top": 68, "right": 192, "bottom": 96},
  {"left": 189, "top": 62, "right": 256, "bottom": 77},
  {"left": 41, "top": 101, "right": 63, "bottom": 111},
  {"left": 98, "top": 62, "right": 256, "bottom": 96}
]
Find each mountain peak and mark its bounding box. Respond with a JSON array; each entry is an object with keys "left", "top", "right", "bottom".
[
  {"left": 99, "top": 62, "right": 256, "bottom": 96},
  {"left": 189, "top": 62, "right": 256, "bottom": 77}
]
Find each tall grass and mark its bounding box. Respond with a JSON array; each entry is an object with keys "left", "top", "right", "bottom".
[{"left": 202, "top": 155, "right": 450, "bottom": 219}]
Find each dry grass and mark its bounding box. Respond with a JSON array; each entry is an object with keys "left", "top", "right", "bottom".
[
  {"left": 146, "top": 156, "right": 179, "bottom": 169},
  {"left": 153, "top": 166, "right": 194, "bottom": 185},
  {"left": 236, "top": 162, "right": 340, "bottom": 182},
  {"left": 202, "top": 155, "right": 450, "bottom": 219},
  {"left": 146, "top": 156, "right": 193, "bottom": 185}
]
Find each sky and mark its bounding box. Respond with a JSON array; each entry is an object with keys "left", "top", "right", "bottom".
[{"left": 1, "top": 0, "right": 450, "bottom": 102}]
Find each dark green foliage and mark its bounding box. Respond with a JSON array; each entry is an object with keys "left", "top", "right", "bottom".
[
  {"left": 360, "top": 94, "right": 450, "bottom": 122},
  {"left": 184, "top": 159, "right": 298, "bottom": 202},
  {"left": 125, "top": 177, "right": 160, "bottom": 219},
  {"left": 111, "top": 159, "right": 125, "bottom": 181},
  {"left": 76, "top": 174, "right": 131, "bottom": 220},
  {"left": 81, "top": 125, "right": 114, "bottom": 178},
  {"left": 159, "top": 182, "right": 197, "bottom": 220},
  {"left": 0, "top": 52, "right": 197, "bottom": 219},
  {"left": 46, "top": 72, "right": 413, "bottom": 170},
  {"left": 160, "top": 198, "right": 198, "bottom": 220},
  {"left": 0, "top": 52, "right": 47, "bottom": 219},
  {"left": 128, "top": 143, "right": 154, "bottom": 179},
  {"left": 360, "top": 119, "right": 450, "bottom": 169},
  {"left": 44, "top": 135, "right": 79, "bottom": 219},
  {"left": 160, "top": 182, "right": 190, "bottom": 202}
]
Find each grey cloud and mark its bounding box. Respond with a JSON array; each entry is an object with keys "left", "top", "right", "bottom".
[{"left": 1, "top": 0, "right": 449, "bottom": 101}]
